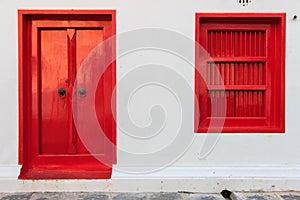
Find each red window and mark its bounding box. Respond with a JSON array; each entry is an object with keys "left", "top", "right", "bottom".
[{"left": 195, "top": 13, "right": 285, "bottom": 133}]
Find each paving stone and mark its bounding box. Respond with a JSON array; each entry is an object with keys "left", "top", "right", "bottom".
[
  {"left": 2, "top": 192, "right": 300, "bottom": 200},
  {"left": 30, "top": 197, "right": 48, "bottom": 200},
  {"left": 1, "top": 193, "right": 33, "bottom": 200},
  {"left": 188, "top": 194, "right": 223, "bottom": 200},
  {"left": 78, "top": 193, "right": 109, "bottom": 200},
  {"left": 112, "top": 193, "right": 146, "bottom": 200},
  {"left": 30, "top": 192, "right": 96, "bottom": 200},
  {"left": 30, "top": 192, "right": 68, "bottom": 200},
  {"left": 281, "top": 194, "right": 300, "bottom": 200},
  {"left": 0, "top": 194, "right": 8, "bottom": 199},
  {"left": 241, "top": 194, "right": 274, "bottom": 200},
  {"left": 149, "top": 193, "right": 182, "bottom": 200}
]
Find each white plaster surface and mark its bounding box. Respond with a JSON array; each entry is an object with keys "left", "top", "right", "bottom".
[{"left": 0, "top": 0, "right": 299, "bottom": 192}]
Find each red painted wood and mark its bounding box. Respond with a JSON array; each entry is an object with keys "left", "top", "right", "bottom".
[
  {"left": 207, "top": 85, "right": 267, "bottom": 91},
  {"left": 195, "top": 13, "right": 285, "bottom": 133},
  {"left": 67, "top": 28, "right": 77, "bottom": 154},
  {"left": 75, "top": 29, "right": 104, "bottom": 154},
  {"left": 40, "top": 30, "right": 70, "bottom": 154},
  {"left": 18, "top": 10, "right": 116, "bottom": 179}
]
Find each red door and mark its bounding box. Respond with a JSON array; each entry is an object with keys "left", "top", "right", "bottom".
[{"left": 19, "top": 11, "right": 116, "bottom": 179}]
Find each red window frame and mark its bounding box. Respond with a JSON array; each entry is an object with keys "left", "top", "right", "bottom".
[{"left": 195, "top": 13, "right": 285, "bottom": 133}]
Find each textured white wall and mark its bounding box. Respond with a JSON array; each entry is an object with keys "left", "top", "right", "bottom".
[{"left": 0, "top": 0, "right": 299, "bottom": 190}]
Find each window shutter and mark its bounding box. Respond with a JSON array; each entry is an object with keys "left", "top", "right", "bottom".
[
  {"left": 195, "top": 14, "right": 285, "bottom": 133},
  {"left": 207, "top": 30, "right": 266, "bottom": 118}
]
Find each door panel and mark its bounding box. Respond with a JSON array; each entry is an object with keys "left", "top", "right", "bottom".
[
  {"left": 76, "top": 29, "right": 104, "bottom": 71},
  {"left": 40, "top": 30, "right": 70, "bottom": 154},
  {"left": 76, "top": 29, "right": 104, "bottom": 154}
]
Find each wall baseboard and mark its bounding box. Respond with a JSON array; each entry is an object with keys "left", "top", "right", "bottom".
[
  {"left": 112, "top": 166, "right": 300, "bottom": 178},
  {"left": 0, "top": 165, "right": 299, "bottom": 192},
  {"left": 0, "top": 165, "right": 20, "bottom": 179}
]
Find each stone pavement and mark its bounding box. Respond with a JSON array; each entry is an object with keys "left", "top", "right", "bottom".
[{"left": 0, "top": 192, "right": 300, "bottom": 200}]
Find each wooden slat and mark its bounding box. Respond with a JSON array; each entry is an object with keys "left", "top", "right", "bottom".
[
  {"left": 209, "top": 57, "right": 266, "bottom": 62},
  {"left": 207, "top": 85, "right": 267, "bottom": 91}
]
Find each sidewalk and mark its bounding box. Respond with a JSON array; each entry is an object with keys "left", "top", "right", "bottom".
[{"left": 0, "top": 192, "right": 300, "bottom": 200}]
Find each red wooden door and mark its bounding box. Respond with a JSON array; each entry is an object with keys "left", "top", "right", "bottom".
[
  {"left": 19, "top": 11, "right": 116, "bottom": 179},
  {"left": 40, "top": 28, "right": 107, "bottom": 155}
]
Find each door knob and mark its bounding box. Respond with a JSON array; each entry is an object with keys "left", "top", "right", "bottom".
[
  {"left": 78, "top": 88, "right": 86, "bottom": 97},
  {"left": 58, "top": 88, "right": 66, "bottom": 97}
]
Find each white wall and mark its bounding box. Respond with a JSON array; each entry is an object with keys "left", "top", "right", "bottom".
[{"left": 0, "top": 0, "right": 300, "bottom": 192}]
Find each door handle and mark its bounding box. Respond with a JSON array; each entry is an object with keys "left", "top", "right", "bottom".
[
  {"left": 78, "top": 88, "right": 86, "bottom": 97},
  {"left": 58, "top": 88, "right": 66, "bottom": 97}
]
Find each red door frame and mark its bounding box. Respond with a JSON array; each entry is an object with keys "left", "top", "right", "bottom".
[{"left": 18, "top": 10, "right": 116, "bottom": 179}]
